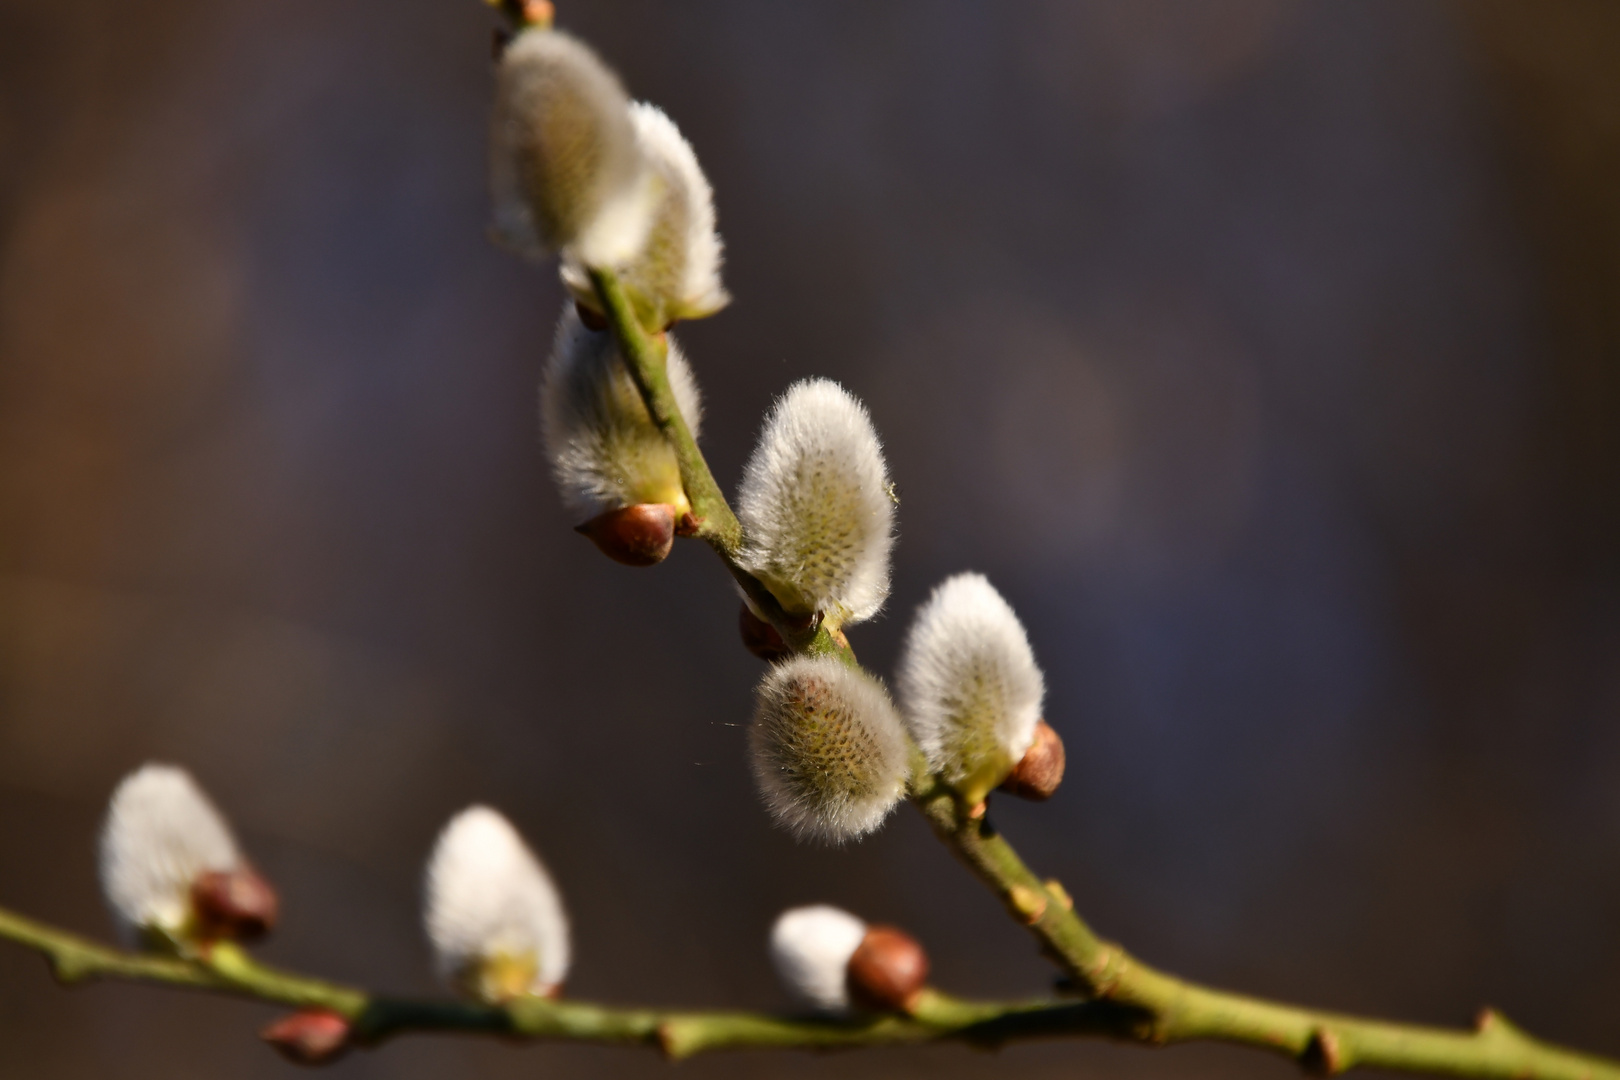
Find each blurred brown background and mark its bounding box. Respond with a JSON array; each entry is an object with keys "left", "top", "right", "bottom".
[{"left": 4, "top": 0, "right": 1620, "bottom": 1076}]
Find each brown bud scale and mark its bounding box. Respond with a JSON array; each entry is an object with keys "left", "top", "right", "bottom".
[
  {"left": 576, "top": 504, "right": 676, "bottom": 566},
  {"left": 261, "top": 1008, "right": 351, "bottom": 1065},
  {"left": 999, "top": 720, "right": 1065, "bottom": 801},
  {"left": 192, "top": 865, "right": 279, "bottom": 942},
  {"left": 738, "top": 602, "right": 791, "bottom": 661},
  {"left": 574, "top": 301, "right": 609, "bottom": 331},
  {"left": 846, "top": 925, "right": 929, "bottom": 1014}
]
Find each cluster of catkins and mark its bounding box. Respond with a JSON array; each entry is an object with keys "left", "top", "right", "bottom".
[
  {"left": 80, "top": 15, "right": 1075, "bottom": 1063},
  {"left": 93, "top": 764, "right": 934, "bottom": 1064},
  {"left": 508, "top": 17, "right": 1067, "bottom": 844}
]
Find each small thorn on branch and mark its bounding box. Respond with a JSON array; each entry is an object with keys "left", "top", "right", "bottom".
[
  {"left": 1008, "top": 885, "right": 1047, "bottom": 925},
  {"left": 49, "top": 953, "right": 94, "bottom": 986},
  {"left": 655, "top": 1020, "right": 683, "bottom": 1060},
  {"left": 1303, "top": 1028, "right": 1345, "bottom": 1076}
]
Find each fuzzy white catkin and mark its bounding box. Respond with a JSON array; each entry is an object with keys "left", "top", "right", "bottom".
[
  {"left": 769, "top": 905, "right": 868, "bottom": 1014},
  {"left": 735, "top": 379, "right": 894, "bottom": 626},
  {"left": 749, "top": 655, "right": 909, "bottom": 843},
  {"left": 99, "top": 764, "right": 242, "bottom": 942},
  {"left": 541, "top": 305, "right": 704, "bottom": 517},
  {"left": 424, "top": 806, "right": 570, "bottom": 998},
  {"left": 897, "top": 573, "right": 1045, "bottom": 802},
  {"left": 490, "top": 29, "right": 656, "bottom": 268},
  {"left": 563, "top": 102, "right": 728, "bottom": 325}
]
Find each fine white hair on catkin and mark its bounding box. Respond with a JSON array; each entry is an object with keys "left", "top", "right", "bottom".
[
  {"left": 489, "top": 29, "right": 656, "bottom": 268},
  {"left": 749, "top": 655, "right": 909, "bottom": 844},
  {"left": 424, "top": 806, "right": 570, "bottom": 997},
  {"left": 735, "top": 379, "right": 894, "bottom": 626},
  {"left": 769, "top": 905, "right": 868, "bottom": 1014},
  {"left": 99, "top": 764, "right": 242, "bottom": 942},
  {"left": 563, "top": 103, "right": 728, "bottom": 325},
  {"left": 897, "top": 573, "right": 1045, "bottom": 798},
  {"left": 541, "top": 305, "right": 703, "bottom": 517}
]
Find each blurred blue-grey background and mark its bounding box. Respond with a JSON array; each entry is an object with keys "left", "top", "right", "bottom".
[{"left": 3, "top": 1, "right": 1620, "bottom": 1076}]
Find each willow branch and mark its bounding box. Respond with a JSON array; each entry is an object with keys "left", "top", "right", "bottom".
[
  {"left": 0, "top": 903, "right": 1137, "bottom": 1060},
  {"left": 590, "top": 267, "right": 853, "bottom": 663},
  {"left": 590, "top": 266, "right": 1620, "bottom": 1080},
  {"left": 910, "top": 787, "right": 1620, "bottom": 1079}
]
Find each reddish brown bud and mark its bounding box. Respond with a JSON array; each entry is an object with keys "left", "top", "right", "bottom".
[
  {"left": 846, "top": 925, "right": 929, "bottom": 1014},
  {"left": 192, "top": 865, "right": 279, "bottom": 942},
  {"left": 261, "top": 1009, "right": 351, "bottom": 1065},
  {"left": 999, "top": 720, "right": 1065, "bottom": 801},
  {"left": 738, "top": 603, "right": 791, "bottom": 662},
  {"left": 576, "top": 504, "right": 676, "bottom": 566}
]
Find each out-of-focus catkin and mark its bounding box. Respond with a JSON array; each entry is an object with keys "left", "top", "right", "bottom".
[
  {"left": 564, "top": 102, "right": 728, "bottom": 328},
  {"left": 490, "top": 28, "right": 656, "bottom": 269},
  {"left": 749, "top": 655, "right": 909, "bottom": 843},
  {"left": 542, "top": 306, "right": 702, "bottom": 520},
  {"left": 897, "top": 573, "right": 1045, "bottom": 805},
  {"left": 768, "top": 905, "right": 930, "bottom": 1015},
  {"left": 736, "top": 379, "right": 894, "bottom": 628},
  {"left": 424, "top": 806, "right": 570, "bottom": 1002},
  {"left": 99, "top": 764, "right": 275, "bottom": 948},
  {"left": 768, "top": 905, "right": 867, "bottom": 1013}
]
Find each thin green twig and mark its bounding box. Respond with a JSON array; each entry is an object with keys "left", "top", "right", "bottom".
[
  {"left": 590, "top": 266, "right": 855, "bottom": 663},
  {"left": 0, "top": 903, "right": 1132, "bottom": 1060}
]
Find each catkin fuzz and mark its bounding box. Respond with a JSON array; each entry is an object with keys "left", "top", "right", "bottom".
[
  {"left": 541, "top": 306, "right": 703, "bottom": 518},
  {"left": 99, "top": 764, "right": 244, "bottom": 944},
  {"left": 424, "top": 806, "right": 570, "bottom": 1001},
  {"left": 749, "top": 656, "right": 909, "bottom": 843},
  {"left": 897, "top": 573, "right": 1045, "bottom": 804},
  {"left": 490, "top": 29, "right": 655, "bottom": 267},
  {"left": 736, "top": 380, "right": 894, "bottom": 627},
  {"left": 564, "top": 102, "right": 728, "bottom": 327}
]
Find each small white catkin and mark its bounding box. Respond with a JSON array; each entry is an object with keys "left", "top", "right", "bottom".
[
  {"left": 490, "top": 29, "right": 656, "bottom": 268},
  {"left": 541, "top": 305, "right": 704, "bottom": 517},
  {"left": 736, "top": 379, "right": 895, "bottom": 626},
  {"left": 99, "top": 764, "right": 242, "bottom": 942},
  {"left": 769, "top": 905, "right": 868, "bottom": 1014},
  {"left": 425, "top": 806, "right": 571, "bottom": 998},
  {"left": 749, "top": 655, "right": 909, "bottom": 844},
  {"left": 897, "top": 573, "right": 1045, "bottom": 802},
  {"left": 563, "top": 102, "right": 728, "bottom": 325}
]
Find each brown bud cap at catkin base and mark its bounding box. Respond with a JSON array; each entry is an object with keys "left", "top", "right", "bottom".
[
  {"left": 738, "top": 602, "right": 791, "bottom": 662},
  {"left": 999, "top": 720, "right": 1064, "bottom": 801},
  {"left": 575, "top": 503, "right": 677, "bottom": 566},
  {"left": 846, "top": 925, "right": 929, "bottom": 1014},
  {"left": 261, "top": 1009, "right": 351, "bottom": 1065},
  {"left": 191, "top": 865, "right": 279, "bottom": 942}
]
